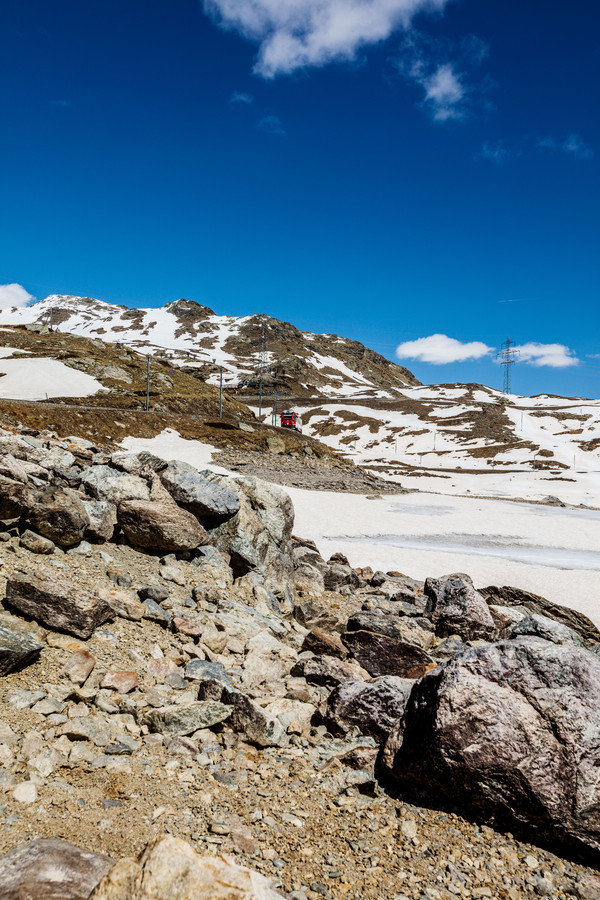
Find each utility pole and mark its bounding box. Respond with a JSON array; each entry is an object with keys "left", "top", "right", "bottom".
[
  {"left": 219, "top": 365, "right": 223, "bottom": 418},
  {"left": 145, "top": 355, "right": 150, "bottom": 411},
  {"left": 258, "top": 378, "right": 263, "bottom": 423},
  {"left": 272, "top": 388, "right": 278, "bottom": 426},
  {"left": 497, "top": 336, "right": 520, "bottom": 394},
  {"left": 258, "top": 322, "right": 267, "bottom": 424}
]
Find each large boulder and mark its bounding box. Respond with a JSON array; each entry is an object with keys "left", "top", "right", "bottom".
[
  {"left": 382, "top": 636, "right": 600, "bottom": 862},
  {"left": 0, "top": 839, "right": 113, "bottom": 900},
  {"left": 346, "top": 611, "right": 435, "bottom": 650},
  {"left": 0, "top": 475, "right": 30, "bottom": 521},
  {"left": 143, "top": 701, "right": 232, "bottom": 736},
  {"left": 27, "top": 485, "right": 90, "bottom": 547},
  {"left": 6, "top": 574, "right": 114, "bottom": 639},
  {"left": 424, "top": 575, "right": 496, "bottom": 641},
  {"left": 117, "top": 500, "right": 210, "bottom": 552},
  {"left": 89, "top": 836, "right": 284, "bottom": 900},
  {"left": 341, "top": 630, "right": 436, "bottom": 679},
  {"left": 320, "top": 676, "right": 413, "bottom": 743},
  {"left": 80, "top": 466, "right": 150, "bottom": 503},
  {"left": 481, "top": 584, "right": 600, "bottom": 646},
  {"left": 159, "top": 461, "right": 240, "bottom": 524},
  {"left": 82, "top": 500, "right": 117, "bottom": 542},
  {"left": 208, "top": 475, "right": 295, "bottom": 607},
  {"left": 0, "top": 624, "right": 44, "bottom": 675},
  {"left": 197, "top": 679, "right": 287, "bottom": 747}
]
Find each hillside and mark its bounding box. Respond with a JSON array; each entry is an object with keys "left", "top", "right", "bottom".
[{"left": 0, "top": 295, "right": 419, "bottom": 398}]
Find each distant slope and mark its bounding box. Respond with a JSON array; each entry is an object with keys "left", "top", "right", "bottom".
[{"left": 0, "top": 295, "right": 419, "bottom": 398}]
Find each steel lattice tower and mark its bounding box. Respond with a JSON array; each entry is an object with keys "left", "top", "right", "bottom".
[{"left": 497, "top": 336, "right": 519, "bottom": 394}]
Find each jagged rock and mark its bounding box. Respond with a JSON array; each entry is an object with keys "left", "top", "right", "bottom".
[
  {"left": 6, "top": 574, "right": 114, "bottom": 639},
  {"left": 264, "top": 697, "right": 315, "bottom": 734},
  {"left": 0, "top": 838, "right": 113, "bottom": 900},
  {"left": 209, "top": 475, "right": 295, "bottom": 606},
  {"left": 0, "top": 474, "right": 31, "bottom": 520},
  {"left": 110, "top": 450, "right": 167, "bottom": 475},
  {"left": 144, "top": 701, "right": 232, "bottom": 736},
  {"left": 0, "top": 625, "right": 44, "bottom": 675},
  {"left": 117, "top": 500, "right": 210, "bottom": 553},
  {"left": 89, "top": 835, "right": 283, "bottom": 900},
  {"left": 320, "top": 676, "right": 413, "bottom": 742},
  {"left": 94, "top": 588, "right": 146, "bottom": 622},
  {"left": 83, "top": 500, "right": 117, "bottom": 542},
  {"left": 424, "top": 575, "right": 496, "bottom": 641},
  {"left": 0, "top": 454, "right": 30, "bottom": 483},
  {"left": 510, "top": 613, "right": 586, "bottom": 646},
  {"left": 57, "top": 717, "right": 111, "bottom": 746},
  {"left": 26, "top": 485, "right": 90, "bottom": 547},
  {"left": 302, "top": 629, "right": 348, "bottom": 659},
  {"left": 293, "top": 597, "right": 344, "bottom": 633},
  {"left": 80, "top": 466, "right": 151, "bottom": 503},
  {"left": 197, "top": 680, "right": 287, "bottom": 747},
  {"left": 293, "top": 542, "right": 328, "bottom": 593},
  {"left": 342, "top": 630, "right": 436, "bottom": 679},
  {"left": 185, "top": 659, "right": 232, "bottom": 684},
  {"left": 346, "top": 611, "right": 435, "bottom": 650},
  {"left": 324, "top": 563, "right": 362, "bottom": 593},
  {"left": 102, "top": 670, "right": 139, "bottom": 693},
  {"left": 19, "top": 529, "right": 55, "bottom": 554},
  {"left": 159, "top": 461, "right": 240, "bottom": 523},
  {"left": 291, "top": 655, "right": 366, "bottom": 687},
  {"left": 142, "top": 598, "right": 171, "bottom": 626},
  {"left": 63, "top": 650, "right": 96, "bottom": 685},
  {"left": 382, "top": 636, "right": 600, "bottom": 863},
  {"left": 481, "top": 584, "right": 600, "bottom": 645},
  {"left": 430, "top": 637, "right": 470, "bottom": 661}
]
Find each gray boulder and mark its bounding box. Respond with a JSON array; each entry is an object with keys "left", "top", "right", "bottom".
[
  {"left": 208, "top": 475, "right": 295, "bottom": 606},
  {"left": 27, "top": 485, "right": 90, "bottom": 547},
  {"left": 110, "top": 450, "right": 167, "bottom": 475},
  {"left": 481, "top": 584, "right": 600, "bottom": 646},
  {"left": 424, "top": 575, "right": 496, "bottom": 641},
  {"left": 346, "top": 611, "right": 435, "bottom": 650},
  {"left": 83, "top": 501, "right": 117, "bottom": 542},
  {"left": 80, "top": 466, "right": 150, "bottom": 503},
  {"left": 19, "top": 530, "right": 55, "bottom": 555},
  {"left": 144, "top": 701, "right": 233, "bottom": 736},
  {"left": 291, "top": 655, "right": 366, "bottom": 688},
  {"left": 320, "top": 676, "right": 413, "bottom": 743},
  {"left": 197, "top": 679, "right": 287, "bottom": 747},
  {"left": 6, "top": 574, "right": 114, "bottom": 639},
  {"left": 342, "top": 629, "right": 436, "bottom": 679},
  {"left": 0, "top": 625, "right": 44, "bottom": 675},
  {"left": 0, "top": 839, "right": 113, "bottom": 900},
  {"left": 511, "top": 614, "right": 585, "bottom": 647},
  {"left": 117, "top": 500, "right": 210, "bottom": 552},
  {"left": 382, "top": 636, "right": 600, "bottom": 863},
  {"left": 159, "top": 461, "right": 240, "bottom": 523}
]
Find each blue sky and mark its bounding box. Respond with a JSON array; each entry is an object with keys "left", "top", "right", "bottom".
[{"left": 1, "top": 0, "right": 598, "bottom": 397}]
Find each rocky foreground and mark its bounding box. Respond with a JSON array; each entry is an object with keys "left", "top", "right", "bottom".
[{"left": 1, "top": 424, "right": 600, "bottom": 899}]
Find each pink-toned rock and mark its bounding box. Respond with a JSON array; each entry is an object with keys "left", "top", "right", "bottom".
[
  {"left": 63, "top": 650, "right": 96, "bottom": 685},
  {"left": 146, "top": 658, "right": 179, "bottom": 681},
  {"left": 171, "top": 617, "right": 203, "bottom": 639},
  {"left": 101, "top": 671, "right": 139, "bottom": 694},
  {"left": 95, "top": 589, "right": 145, "bottom": 622}
]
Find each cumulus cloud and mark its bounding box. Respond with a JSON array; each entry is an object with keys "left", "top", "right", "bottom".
[
  {"left": 0, "top": 283, "right": 36, "bottom": 309},
  {"left": 231, "top": 91, "right": 253, "bottom": 103},
  {"left": 516, "top": 342, "right": 579, "bottom": 368},
  {"left": 421, "top": 63, "right": 465, "bottom": 121},
  {"left": 538, "top": 134, "right": 593, "bottom": 160},
  {"left": 396, "top": 334, "right": 493, "bottom": 364},
  {"left": 203, "top": 0, "right": 450, "bottom": 79},
  {"left": 257, "top": 115, "right": 286, "bottom": 135}
]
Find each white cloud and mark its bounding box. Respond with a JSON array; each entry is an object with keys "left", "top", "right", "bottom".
[
  {"left": 421, "top": 63, "right": 465, "bottom": 121},
  {"left": 538, "top": 134, "right": 593, "bottom": 160},
  {"left": 203, "top": 0, "right": 449, "bottom": 79},
  {"left": 396, "top": 334, "right": 493, "bottom": 364},
  {"left": 478, "top": 141, "right": 512, "bottom": 165},
  {"left": 257, "top": 115, "right": 286, "bottom": 135},
  {"left": 0, "top": 283, "right": 36, "bottom": 309},
  {"left": 231, "top": 91, "right": 253, "bottom": 103},
  {"left": 516, "top": 342, "right": 579, "bottom": 368}
]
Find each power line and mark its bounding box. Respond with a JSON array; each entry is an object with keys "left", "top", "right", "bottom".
[{"left": 496, "top": 336, "right": 519, "bottom": 393}]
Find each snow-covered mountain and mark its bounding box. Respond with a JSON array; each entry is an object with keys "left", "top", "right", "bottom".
[
  {"left": 0, "top": 295, "right": 418, "bottom": 398},
  {"left": 1, "top": 294, "right": 598, "bottom": 504}
]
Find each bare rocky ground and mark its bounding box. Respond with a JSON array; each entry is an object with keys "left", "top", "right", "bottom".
[
  {"left": 1, "top": 423, "right": 600, "bottom": 900},
  {"left": 213, "top": 448, "right": 407, "bottom": 494}
]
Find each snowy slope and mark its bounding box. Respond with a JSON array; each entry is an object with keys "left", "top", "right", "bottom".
[
  {"left": 0, "top": 295, "right": 417, "bottom": 398},
  {"left": 0, "top": 348, "right": 104, "bottom": 400}
]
